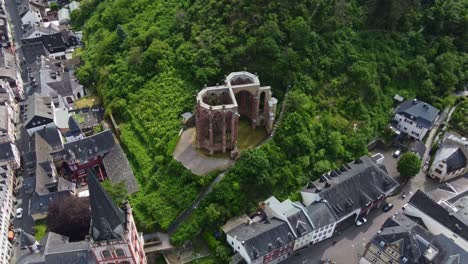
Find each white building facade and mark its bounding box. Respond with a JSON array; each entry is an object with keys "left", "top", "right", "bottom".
[
  {"left": 429, "top": 133, "right": 468, "bottom": 182},
  {"left": 393, "top": 99, "right": 439, "bottom": 140},
  {"left": 0, "top": 163, "right": 14, "bottom": 264}
]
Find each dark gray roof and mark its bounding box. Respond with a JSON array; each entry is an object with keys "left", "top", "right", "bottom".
[
  {"left": 102, "top": 144, "right": 139, "bottom": 194},
  {"left": 22, "top": 33, "right": 66, "bottom": 54},
  {"left": 227, "top": 218, "right": 294, "bottom": 261},
  {"left": 87, "top": 169, "right": 126, "bottom": 241},
  {"left": 30, "top": 190, "right": 72, "bottom": 215},
  {"left": 35, "top": 125, "right": 63, "bottom": 150},
  {"left": 431, "top": 234, "right": 468, "bottom": 264},
  {"left": 446, "top": 148, "right": 467, "bottom": 173},
  {"left": 33, "top": 133, "right": 56, "bottom": 195},
  {"left": 23, "top": 24, "right": 59, "bottom": 39},
  {"left": 302, "top": 156, "right": 399, "bottom": 218},
  {"left": 410, "top": 140, "right": 426, "bottom": 159},
  {"left": 396, "top": 99, "right": 439, "bottom": 128},
  {"left": 43, "top": 232, "right": 96, "bottom": 264},
  {"left": 370, "top": 213, "right": 433, "bottom": 263},
  {"left": 51, "top": 130, "right": 115, "bottom": 163},
  {"left": 22, "top": 42, "right": 48, "bottom": 65},
  {"left": 20, "top": 230, "right": 37, "bottom": 248},
  {"left": 24, "top": 93, "right": 54, "bottom": 128},
  {"left": 286, "top": 206, "right": 313, "bottom": 236},
  {"left": 408, "top": 190, "right": 468, "bottom": 241},
  {"left": 0, "top": 142, "right": 14, "bottom": 161},
  {"left": 306, "top": 202, "right": 337, "bottom": 228}
]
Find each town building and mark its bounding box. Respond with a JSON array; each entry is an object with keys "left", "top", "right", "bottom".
[
  {"left": 429, "top": 132, "right": 467, "bottom": 182},
  {"left": 392, "top": 99, "right": 439, "bottom": 140},
  {"left": 28, "top": 56, "right": 84, "bottom": 107},
  {"left": 0, "top": 162, "right": 14, "bottom": 263},
  {"left": 301, "top": 156, "right": 399, "bottom": 231},
  {"left": 195, "top": 71, "right": 277, "bottom": 157},
  {"left": 223, "top": 155, "right": 399, "bottom": 264},
  {"left": 23, "top": 93, "right": 55, "bottom": 135},
  {"left": 403, "top": 190, "right": 468, "bottom": 249},
  {"left": 29, "top": 128, "right": 139, "bottom": 219},
  {"left": 361, "top": 213, "right": 468, "bottom": 264},
  {"left": 17, "top": 170, "right": 147, "bottom": 264},
  {"left": 0, "top": 142, "right": 20, "bottom": 169}
]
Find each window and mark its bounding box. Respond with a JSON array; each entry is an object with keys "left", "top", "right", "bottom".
[
  {"left": 116, "top": 249, "right": 125, "bottom": 257},
  {"left": 435, "top": 168, "right": 443, "bottom": 174},
  {"left": 102, "top": 250, "right": 112, "bottom": 259},
  {"left": 120, "top": 262, "right": 130, "bottom": 264}
]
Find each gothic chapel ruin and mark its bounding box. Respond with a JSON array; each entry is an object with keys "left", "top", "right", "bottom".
[{"left": 195, "top": 72, "right": 277, "bottom": 157}]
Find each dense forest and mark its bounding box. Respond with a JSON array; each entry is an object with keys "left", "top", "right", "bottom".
[{"left": 73, "top": 0, "right": 467, "bottom": 260}]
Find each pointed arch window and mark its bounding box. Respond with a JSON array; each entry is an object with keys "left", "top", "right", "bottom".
[
  {"left": 116, "top": 248, "right": 125, "bottom": 257},
  {"left": 102, "top": 250, "right": 111, "bottom": 259}
]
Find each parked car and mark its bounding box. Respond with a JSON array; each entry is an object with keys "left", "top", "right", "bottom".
[
  {"left": 15, "top": 208, "right": 23, "bottom": 219},
  {"left": 382, "top": 203, "right": 394, "bottom": 212},
  {"left": 393, "top": 149, "right": 402, "bottom": 158},
  {"left": 356, "top": 217, "right": 367, "bottom": 226}
]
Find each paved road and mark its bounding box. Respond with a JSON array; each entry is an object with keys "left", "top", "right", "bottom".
[
  {"left": 287, "top": 107, "right": 449, "bottom": 264},
  {"left": 4, "top": 0, "right": 28, "bottom": 81}
]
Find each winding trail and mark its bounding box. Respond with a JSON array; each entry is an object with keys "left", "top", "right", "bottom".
[{"left": 168, "top": 85, "right": 292, "bottom": 235}]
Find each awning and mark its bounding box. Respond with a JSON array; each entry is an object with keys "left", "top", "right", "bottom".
[{"left": 8, "top": 230, "right": 14, "bottom": 241}]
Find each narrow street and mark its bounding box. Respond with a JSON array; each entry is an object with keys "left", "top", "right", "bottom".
[{"left": 4, "top": 0, "right": 28, "bottom": 81}]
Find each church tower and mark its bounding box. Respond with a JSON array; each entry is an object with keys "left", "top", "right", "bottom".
[{"left": 87, "top": 170, "right": 147, "bottom": 264}]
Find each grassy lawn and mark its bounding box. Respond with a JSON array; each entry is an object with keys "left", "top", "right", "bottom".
[
  {"left": 74, "top": 95, "right": 102, "bottom": 108},
  {"left": 34, "top": 220, "right": 47, "bottom": 241},
  {"left": 237, "top": 118, "right": 267, "bottom": 150},
  {"left": 73, "top": 113, "right": 85, "bottom": 123}
]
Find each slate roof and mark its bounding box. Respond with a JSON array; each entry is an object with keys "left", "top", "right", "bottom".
[
  {"left": 0, "top": 67, "right": 16, "bottom": 81},
  {"left": 87, "top": 169, "right": 126, "bottom": 241},
  {"left": 227, "top": 218, "right": 294, "bottom": 261},
  {"left": 35, "top": 125, "right": 63, "bottom": 150},
  {"left": 20, "top": 230, "right": 37, "bottom": 248},
  {"left": 102, "top": 144, "right": 139, "bottom": 194},
  {"left": 410, "top": 140, "right": 426, "bottom": 159},
  {"left": 371, "top": 213, "right": 433, "bottom": 263},
  {"left": 0, "top": 142, "right": 14, "bottom": 161},
  {"left": 446, "top": 148, "right": 467, "bottom": 173},
  {"left": 51, "top": 130, "right": 115, "bottom": 163},
  {"left": 302, "top": 156, "right": 399, "bottom": 218},
  {"left": 23, "top": 24, "right": 59, "bottom": 39},
  {"left": 0, "top": 104, "right": 7, "bottom": 132},
  {"left": 395, "top": 99, "right": 439, "bottom": 128},
  {"left": 23, "top": 93, "right": 54, "bottom": 128},
  {"left": 23, "top": 33, "right": 66, "bottom": 53},
  {"left": 286, "top": 204, "right": 314, "bottom": 236},
  {"left": 22, "top": 42, "right": 48, "bottom": 66},
  {"left": 431, "top": 234, "right": 468, "bottom": 264},
  {"left": 33, "top": 132, "right": 57, "bottom": 195},
  {"left": 30, "top": 190, "right": 72, "bottom": 215},
  {"left": 305, "top": 201, "right": 337, "bottom": 229},
  {"left": 408, "top": 190, "right": 468, "bottom": 241},
  {"left": 43, "top": 232, "right": 96, "bottom": 264}
]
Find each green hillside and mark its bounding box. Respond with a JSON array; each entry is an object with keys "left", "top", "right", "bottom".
[{"left": 73, "top": 0, "right": 466, "bottom": 258}]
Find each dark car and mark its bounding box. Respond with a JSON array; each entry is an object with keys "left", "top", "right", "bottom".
[{"left": 382, "top": 203, "right": 394, "bottom": 212}]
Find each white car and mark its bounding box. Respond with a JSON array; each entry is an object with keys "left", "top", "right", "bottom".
[
  {"left": 16, "top": 208, "right": 23, "bottom": 219},
  {"left": 356, "top": 217, "right": 367, "bottom": 226},
  {"left": 393, "top": 149, "right": 402, "bottom": 158}
]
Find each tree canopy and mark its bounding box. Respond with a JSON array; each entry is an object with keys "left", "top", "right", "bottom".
[
  {"left": 397, "top": 152, "right": 422, "bottom": 179},
  {"left": 47, "top": 196, "right": 90, "bottom": 241},
  {"left": 74, "top": 0, "right": 467, "bottom": 256}
]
